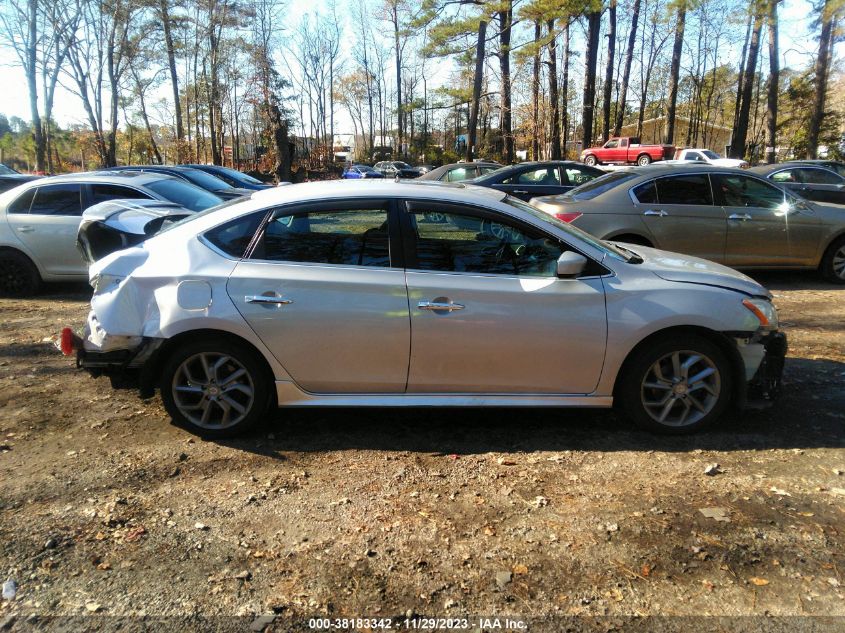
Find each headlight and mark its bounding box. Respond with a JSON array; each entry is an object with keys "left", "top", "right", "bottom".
[
  {"left": 91, "top": 273, "right": 122, "bottom": 294},
  {"left": 742, "top": 298, "right": 778, "bottom": 330}
]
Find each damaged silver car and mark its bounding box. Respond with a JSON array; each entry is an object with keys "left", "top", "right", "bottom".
[{"left": 61, "top": 181, "right": 786, "bottom": 437}]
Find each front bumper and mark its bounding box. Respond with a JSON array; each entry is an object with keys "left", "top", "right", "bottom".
[{"left": 744, "top": 331, "right": 787, "bottom": 407}]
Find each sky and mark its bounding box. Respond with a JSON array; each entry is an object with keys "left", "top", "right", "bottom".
[{"left": 0, "top": 0, "right": 831, "bottom": 137}]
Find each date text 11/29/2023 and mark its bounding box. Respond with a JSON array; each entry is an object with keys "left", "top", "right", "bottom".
[{"left": 307, "top": 617, "right": 528, "bottom": 630}]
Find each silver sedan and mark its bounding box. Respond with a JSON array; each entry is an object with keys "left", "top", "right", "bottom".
[
  {"left": 62, "top": 180, "right": 786, "bottom": 437},
  {"left": 530, "top": 164, "right": 845, "bottom": 283}
]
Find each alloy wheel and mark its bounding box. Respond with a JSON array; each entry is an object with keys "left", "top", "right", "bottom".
[
  {"left": 171, "top": 352, "right": 255, "bottom": 430},
  {"left": 640, "top": 350, "right": 721, "bottom": 427},
  {"left": 832, "top": 244, "right": 845, "bottom": 280}
]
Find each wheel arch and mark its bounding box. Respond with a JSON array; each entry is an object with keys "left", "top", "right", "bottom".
[
  {"left": 140, "top": 328, "right": 277, "bottom": 402},
  {"left": 604, "top": 232, "right": 654, "bottom": 247},
  {"left": 0, "top": 244, "right": 45, "bottom": 277},
  {"left": 611, "top": 325, "right": 746, "bottom": 407}
]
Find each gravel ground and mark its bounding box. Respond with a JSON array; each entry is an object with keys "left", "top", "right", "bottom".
[{"left": 0, "top": 272, "right": 843, "bottom": 632}]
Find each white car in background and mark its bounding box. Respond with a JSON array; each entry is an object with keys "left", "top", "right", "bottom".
[
  {"left": 671, "top": 148, "right": 749, "bottom": 169},
  {"left": 61, "top": 180, "right": 786, "bottom": 438},
  {"left": 0, "top": 171, "right": 222, "bottom": 295}
]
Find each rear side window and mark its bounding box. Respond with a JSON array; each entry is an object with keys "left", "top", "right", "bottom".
[
  {"left": 29, "top": 184, "right": 83, "bottom": 216},
  {"left": 800, "top": 168, "right": 842, "bottom": 185},
  {"left": 655, "top": 174, "right": 713, "bottom": 205},
  {"left": 504, "top": 167, "right": 561, "bottom": 185},
  {"left": 631, "top": 181, "right": 658, "bottom": 204},
  {"left": 204, "top": 211, "right": 265, "bottom": 258},
  {"left": 7, "top": 188, "right": 35, "bottom": 214},
  {"left": 252, "top": 208, "right": 390, "bottom": 267},
  {"left": 91, "top": 184, "right": 151, "bottom": 205},
  {"left": 446, "top": 167, "right": 472, "bottom": 182}
]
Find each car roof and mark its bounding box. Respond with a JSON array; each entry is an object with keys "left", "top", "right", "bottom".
[
  {"left": 20, "top": 170, "right": 179, "bottom": 186},
  {"left": 749, "top": 162, "right": 842, "bottom": 175}
]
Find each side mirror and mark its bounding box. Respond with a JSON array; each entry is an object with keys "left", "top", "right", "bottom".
[{"left": 557, "top": 251, "right": 588, "bottom": 278}]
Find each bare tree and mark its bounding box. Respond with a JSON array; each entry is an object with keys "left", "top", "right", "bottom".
[
  {"left": 765, "top": 0, "right": 779, "bottom": 163},
  {"left": 614, "top": 0, "right": 641, "bottom": 136},
  {"left": 602, "top": 0, "right": 617, "bottom": 141},
  {"left": 663, "top": 0, "right": 686, "bottom": 145}
]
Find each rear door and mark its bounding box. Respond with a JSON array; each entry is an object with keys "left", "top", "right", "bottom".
[
  {"left": 5, "top": 183, "right": 86, "bottom": 275},
  {"left": 401, "top": 200, "right": 607, "bottom": 394},
  {"left": 633, "top": 173, "right": 726, "bottom": 262},
  {"left": 495, "top": 166, "right": 566, "bottom": 201},
  {"left": 795, "top": 167, "right": 845, "bottom": 205},
  {"left": 226, "top": 199, "right": 411, "bottom": 393}
]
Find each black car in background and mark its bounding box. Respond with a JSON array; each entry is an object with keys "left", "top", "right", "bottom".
[
  {"left": 184, "top": 164, "right": 273, "bottom": 191},
  {"left": 469, "top": 161, "right": 605, "bottom": 202},
  {"left": 751, "top": 162, "right": 845, "bottom": 205},
  {"left": 102, "top": 165, "right": 252, "bottom": 199},
  {"left": 0, "top": 173, "right": 40, "bottom": 193},
  {"left": 373, "top": 161, "right": 421, "bottom": 178}
]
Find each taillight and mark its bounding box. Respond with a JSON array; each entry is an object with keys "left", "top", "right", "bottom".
[
  {"left": 554, "top": 212, "right": 583, "bottom": 223},
  {"left": 60, "top": 327, "right": 75, "bottom": 356}
]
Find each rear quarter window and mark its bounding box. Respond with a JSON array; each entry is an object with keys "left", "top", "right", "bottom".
[
  {"left": 203, "top": 211, "right": 265, "bottom": 258},
  {"left": 7, "top": 188, "right": 35, "bottom": 214}
]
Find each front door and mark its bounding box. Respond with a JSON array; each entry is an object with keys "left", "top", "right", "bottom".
[
  {"left": 634, "top": 173, "right": 727, "bottom": 262},
  {"left": 227, "top": 201, "right": 411, "bottom": 393},
  {"left": 401, "top": 201, "right": 607, "bottom": 394}
]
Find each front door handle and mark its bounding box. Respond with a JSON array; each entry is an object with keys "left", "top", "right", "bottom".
[
  {"left": 245, "top": 294, "right": 293, "bottom": 305},
  {"left": 16, "top": 226, "right": 34, "bottom": 233},
  {"left": 418, "top": 300, "right": 465, "bottom": 312},
  {"left": 512, "top": 189, "right": 529, "bottom": 195},
  {"left": 643, "top": 209, "right": 667, "bottom": 217},
  {"left": 728, "top": 213, "right": 752, "bottom": 221}
]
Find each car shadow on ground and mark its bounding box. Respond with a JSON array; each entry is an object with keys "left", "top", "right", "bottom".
[
  {"left": 215, "top": 356, "right": 845, "bottom": 458},
  {"left": 749, "top": 270, "right": 845, "bottom": 292}
]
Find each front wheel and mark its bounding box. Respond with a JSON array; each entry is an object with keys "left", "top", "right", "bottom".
[
  {"left": 820, "top": 235, "right": 845, "bottom": 284},
  {"left": 617, "top": 335, "right": 732, "bottom": 434},
  {"left": 583, "top": 155, "right": 598, "bottom": 167},
  {"left": 636, "top": 154, "right": 652, "bottom": 166},
  {"left": 160, "top": 339, "right": 272, "bottom": 438}
]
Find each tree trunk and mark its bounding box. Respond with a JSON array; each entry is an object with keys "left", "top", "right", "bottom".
[
  {"left": 602, "top": 0, "right": 617, "bottom": 142},
  {"left": 159, "top": 0, "right": 183, "bottom": 162},
  {"left": 582, "top": 10, "right": 601, "bottom": 151},
  {"left": 664, "top": 2, "right": 686, "bottom": 145},
  {"left": 562, "top": 20, "right": 570, "bottom": 155},
  {"left": 614, "top": 0, "right": 640, "bottom": 136},
  {"left": 499, "top": 3, "right": 513, "bottom": 163},
  {"left": 732, "top": 8, "right": 754, "bottom": 145},
  {"left": 531, "top": 20, "right": 541, "bottom": 160},
  {"left": 731, "top": 2, "right": 764, "bottom": 159},
  {"left": 26, "top": 0, "right": 45, "bottom": 172},
  {"left": 548, "top": 19, "right": 561, "bottom": 159},
  {"left": 808, "top": 0, "right": 834, "bottom": 159},
  {"left": 765, "top": 0, "right": 779, "bottom": 163},
  {"left": 466, "top": 19, "right": 487, "bottom": 162},
  {"left": 393, "top": 6, "right": 402, "bottom": 157}
]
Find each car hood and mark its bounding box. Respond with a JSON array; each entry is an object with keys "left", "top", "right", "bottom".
[{"left": 617, "top": 244, "right": 771, "bottom": 298}]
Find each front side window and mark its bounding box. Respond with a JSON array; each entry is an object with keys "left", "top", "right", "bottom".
[
  {"left": 504, "top": 167, "right": 561, "bottom": 186},
  {"left": 29, "top": 183, "right": 83, "bottom": 216},
  {"left": 410, "top": 208, "right": 563, "bottom": 277},
  {"left": 563, "top": 166, "right": 599, "bottom": 186},
  {"left": 479, "top": 166, "right": 500, "bottom": 176},
  {"left": 604, "top": 140, "right": 619, "bottom": 149},
  {"left": 655, "top": 174, "right": 714, "bottom": 205},
  {"left": 91, "top": 184, "right": 151, "bottom": 205},
  {"left": 253, "top": 207, "right": 390, "bottom": 267},
  {"left": 714, "top": 174, "right": 785, "bottom": 209}
]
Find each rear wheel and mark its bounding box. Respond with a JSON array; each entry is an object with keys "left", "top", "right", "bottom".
[
  {"left": 820, "top": 235, "right": 845, "bottom": 284},
  {"left": 0, "top": 250, "right": 41, "bottom": 297},
  {"left": 583, "top": 155, "right": 598, "bottom": 167},
  {"left": 160, "top": 339, "right": 271, "bottom": 438},
  {"left": 636, "top": 154, "right": 652, "bottom": 166},
  {"left": 617, "top": 334, "right": 732, "bottom": 434}
]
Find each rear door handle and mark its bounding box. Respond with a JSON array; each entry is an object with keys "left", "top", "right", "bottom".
[
  {"left": 418, "top": 300, "right": 465, "bottom": 312},
  {"left": 16, "top": 226, "right": 34, "bottom": 233},
  {"left": 643, "top": 209, "right": 667, "bottom": 217},
  {"left": 728, "top": 213, "right": 752, "bottom": 221},
  {"left": 245, "top": 295, "right": 293, "bottom": 305},
  {"left": 512, "top": 189, "right": 529, "bottom": 195}
]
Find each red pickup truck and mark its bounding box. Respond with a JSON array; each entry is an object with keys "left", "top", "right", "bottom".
[{"left": 580, "top": 137, "right": 675, "bottom": 167}]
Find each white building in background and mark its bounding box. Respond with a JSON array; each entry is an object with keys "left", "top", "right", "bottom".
[{"left": 333, "top": 134, "right": 355, "bottom": 162}]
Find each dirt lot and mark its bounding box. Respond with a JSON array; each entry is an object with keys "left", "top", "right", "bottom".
[{"left": 0, "top": 272, "right": 843, "bottom": 631}]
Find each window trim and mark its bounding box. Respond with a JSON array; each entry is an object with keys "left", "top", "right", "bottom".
[
  {"left": 399, "top": 199, "right": 608, "bottom": 279},
  {"left": 242, "top": 198, "right": 402, "bottom": 269},
  {"left": 27, "top": 182, "right": 85, "bottom": 217}
]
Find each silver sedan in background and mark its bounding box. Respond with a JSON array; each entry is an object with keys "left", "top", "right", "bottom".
[
  {"left": 62, "top": 181, "right": 786, "bottom": 438},
  {"left": 530, "top": 165, "right": 845, "bottom": 283}
]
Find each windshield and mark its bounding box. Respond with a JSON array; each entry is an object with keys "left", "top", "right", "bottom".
[
  {"left": 503, "top": 196, "right": 630, "bottom": 263},
  {"left": 177, "top": 168, "right": 234, "bottom": 191},
  {"left": 567, "top": 171, "right": 639, "bottom": 201},
  {"left": 213, "top": 166, "right": 263, "bottom": 185},
  {"left": 146, "top": 178, "right": 224, "bottom": 211},
  {"left": 0, "top": 164, "right": 18, "bottom": 175},
  {"left": 701, "top": 150, "right": 719, "bottom": 159},
  {"left": 394, "top": 162, "right": 412, "bottom": 169}
]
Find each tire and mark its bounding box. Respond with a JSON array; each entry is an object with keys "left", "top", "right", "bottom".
[
  {"left": 583, "top": 155, "right": 598, "bottom": 167},
  {"left": 616, "top": 334, "right": 733, "bottom": 434},
  {"left": 0, "top": 249, "right": 41, "bottom": 297},
  {"left": 636, "top": 154, "right": 652, "bottom": 166},
  {"left": 820, "top": 235, "right": 845, "bottom": 284},
  {"left": 160, "top": 338, "right": 272, "bottom": 438}
]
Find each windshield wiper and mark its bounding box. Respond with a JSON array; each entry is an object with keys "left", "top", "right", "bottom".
[{"left": 613, "top": 243, "right": 644, "bottom": 264}]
